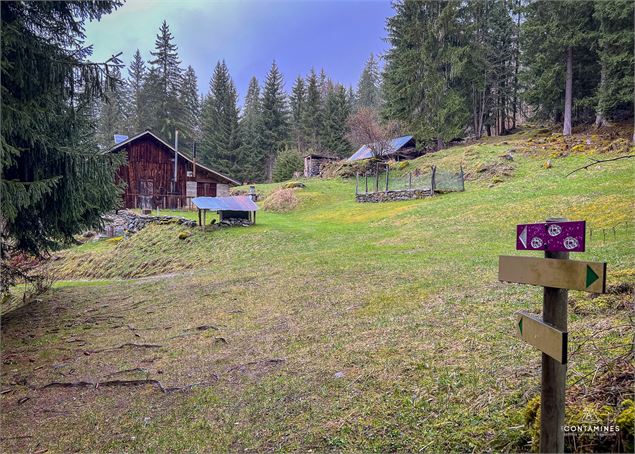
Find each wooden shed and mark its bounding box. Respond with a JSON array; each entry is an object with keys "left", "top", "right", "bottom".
[
  {"left": 303, "top": 153, "right": 338, "bottom": 178},
  {"left": 108, "top": 131, "right": 240, "bottom": 210}
]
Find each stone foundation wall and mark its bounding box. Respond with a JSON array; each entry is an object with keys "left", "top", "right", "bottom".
[
  {"left": 102, "top": 211, "right": 197, "bottom": 236},
  {"left": 355, "top": 189, "right": 433, "bottom": 203}
]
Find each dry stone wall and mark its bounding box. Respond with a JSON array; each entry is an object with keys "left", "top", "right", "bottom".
[{"left": 355, "top": 189, "right": 434, "bottom": 203}]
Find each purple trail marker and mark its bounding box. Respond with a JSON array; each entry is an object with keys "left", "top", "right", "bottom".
[{"left": 516, "top": 220, "right": 586, "bottom": 252}]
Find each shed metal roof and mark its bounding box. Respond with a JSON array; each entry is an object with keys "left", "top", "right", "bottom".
[
  {"left": 348, "top": 135, "right": 414, "bottom": 161},
  {"left": 192, "top": 196, "right": 259, "bottom": 211}
]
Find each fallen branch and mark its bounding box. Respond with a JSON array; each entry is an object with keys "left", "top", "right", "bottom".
[
  {"left": 169, "top": 325, "right": 218, "bottom": 340},
  {"left": 566, "top": 154, "right": 635, "bottom": 177},
  {"left": 37, "top": 376, "right": 218, "bottom": 394},
  {"left": 86, "top": 343, "right": 162, "bottom": 354}
]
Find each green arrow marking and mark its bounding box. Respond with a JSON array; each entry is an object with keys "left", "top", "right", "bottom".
[
  {"left": 518, "top": 318, "right": 523, "bottom": 335},
  {"left": 586, "top": 265, "right": 599, "bottom": 288}
]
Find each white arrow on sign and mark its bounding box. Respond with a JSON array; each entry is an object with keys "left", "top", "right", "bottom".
[{"left": 519, "top": 226, "right": 528, "bottom": 248}]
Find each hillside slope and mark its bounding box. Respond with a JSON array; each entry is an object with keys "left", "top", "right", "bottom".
[{"left": 2, "top": 127, "right": 634, "bottom": 452}]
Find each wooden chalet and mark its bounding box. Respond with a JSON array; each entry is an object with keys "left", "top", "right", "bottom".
[{"left": 108, "top": 130, "right": 240, "bottom": 210}]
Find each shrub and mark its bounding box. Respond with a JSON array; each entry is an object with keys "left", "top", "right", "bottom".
[
  {"left": 262, "top": 188, "right": 299, "bottom": 212},
  {"left": 273, "top": 149, "right": 303, "bottom": 182},
  {"left": 282, "top": 181, "right": 305, "bottom": 189}
]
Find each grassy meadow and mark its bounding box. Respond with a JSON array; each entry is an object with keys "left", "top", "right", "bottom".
[{"left": 1, "top": 128, "right": 633, "bottom": 452}]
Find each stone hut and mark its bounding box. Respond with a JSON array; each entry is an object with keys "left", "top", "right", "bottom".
[{"left": 303, "top": 153, "right": 338, "bottom": 177}]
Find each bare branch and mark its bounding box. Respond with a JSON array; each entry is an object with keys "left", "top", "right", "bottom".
[
  {"left": 346, "top": 107, "right": 400, "bottom": 159},
  {"left": 566, "top": 155, "right": 635, "bottom": 177}
]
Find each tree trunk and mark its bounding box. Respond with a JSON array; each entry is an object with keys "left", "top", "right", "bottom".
[
  {"left": 594, "top": 65, "right": 609, "bottom": 128},
  {"left": 563, "top": 47, "right": 573, "bottom": 136}
]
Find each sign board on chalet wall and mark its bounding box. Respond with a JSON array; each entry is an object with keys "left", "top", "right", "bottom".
[{"left": 186, "top": 181, "right": 197, "bottom": 198}]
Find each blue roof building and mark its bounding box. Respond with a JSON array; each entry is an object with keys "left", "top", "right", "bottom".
[{"left": 348, "top": 135, "right": 416, "bottom": 161}]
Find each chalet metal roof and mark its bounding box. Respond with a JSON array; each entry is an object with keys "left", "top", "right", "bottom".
[
  {"left": 347, "top": 135, "right": 415, "bottom": 161},
  {"left": 107, "top": 130, "right": 241, "bottom": 186},
  {"left": 192, "top": 196, "right": 259, "bottom": 212}
]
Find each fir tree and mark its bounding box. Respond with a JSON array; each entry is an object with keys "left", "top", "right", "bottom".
[
  {"left": 239, "top": 76, "right": 266, "bottom": 182},
  {"left": 180, "top": 65, "right": 201, "bottom": 150},
  {"left": 521, "top": 0, "right": 599, "bottom": 133},
  {"left": 260, "top": 61, "right": 289, "bottom": 181},
  {"left": 323, "top": 84, "right": 352, "bottom": 157},
  {"left": 347, "top": 85, "right": 357, "bottom": 112},
  {"left": 383, "top": 0, "right": 468, "bottom": 148},
  {"left": 593, "top": 0, "right": 634, "bottom": 126},
  {"left": 289, "top": 76, "right": 306, "bottom": 152},
  {"left": 96, "top": 66, "right": 129, "bottom": 149},
  {"left": 200, "top": 61, "right": 241, "bottom": 177},
  {"left": 126, "top": 49, "right": 150, "bottom": 133},
  {"left": 356, "top": 53, "right": 382, "bottom": 110},
  {"left": 1, "top": 1, "right": 124, "bottom": 254},
  {"left": 147, "top": 20, "right": 185, "bottom": 142},
  {"left": 301, "top": 69, "right": 323, "bottom": 152}
]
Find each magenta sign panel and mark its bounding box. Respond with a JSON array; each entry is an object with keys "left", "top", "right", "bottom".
[{"left": 516, "top": 220, "right": 586, "bottom": 252}]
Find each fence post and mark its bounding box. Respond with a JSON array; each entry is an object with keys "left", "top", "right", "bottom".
[
  {"left": 355, "top": 172, "right": 359, "bottom": 195},
  {"left": 365, "top": 173, "right": 368, "bottom": 194},
  {"left": 431, "top": 165, "right": 436, "bottom": 195},
  {"left": 409, "top": 172, "right": 412, "bottom": 190},
  {"left": 460, "top": 164, "right": 465, "bottom": 191},
  {"left": 385, "top": 165, "right": 389, "bottom": 192},
  {"left": 375, "top": 162, "right": 379, "bottom": 193}
]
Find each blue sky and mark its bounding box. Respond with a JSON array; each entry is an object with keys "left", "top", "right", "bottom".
[{"left": 84, "top": 0, "right": 393, "bottom": 105}]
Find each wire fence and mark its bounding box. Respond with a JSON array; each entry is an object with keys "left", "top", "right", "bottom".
[
  {"left": 588, "top": 221, "right": 633, "bottom": 248},
  {"left": 355, "top": 165, "right": 465, "bottom": 195}
]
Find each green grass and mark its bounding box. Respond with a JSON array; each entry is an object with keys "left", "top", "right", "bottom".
[{"left": 2, "top": 129, "right": 633, "bottom": 452}]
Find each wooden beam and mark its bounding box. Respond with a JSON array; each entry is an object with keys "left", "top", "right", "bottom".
[
  {"left": 516, "top": 311, "right": 568, "bottom": 364},
  {"left": 498, "top": 255, "right": 606, "bottom": 293}
]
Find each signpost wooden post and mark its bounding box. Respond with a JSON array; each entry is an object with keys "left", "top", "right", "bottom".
[{"left": 498, "top": 218, "right": 607, "bottom": 453}]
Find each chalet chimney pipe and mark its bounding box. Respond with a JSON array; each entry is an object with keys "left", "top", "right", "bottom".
[
  {"left": 173, "top": 130, "right": 179, "bottom": 184},
  {"left": 192, "top": 141, "right": 197, "bottom": 179}
]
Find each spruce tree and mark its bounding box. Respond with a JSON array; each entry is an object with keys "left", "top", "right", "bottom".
[
  {"left": 147, "top": 20, "right": 185, "bottom": 142},
  {"left": 200, "top": 61, "right": 241, "bottom": 176},
  {"left": 180, "top": 65, "right": 201, "bottom": 150},
  {"left": 289, "top": 76, "right": 306, "bottom": 152},
  {"left": 593, "top": 0, "right": 634, "bottom": 126},
  {"left": 323, "top": 84, "right": 352, "bottom": 157},
  {"left": 383, "top": 0, "right": 468, "bottom": 148},
  {"left": 347, "top": 85, "right": 357, "bottom": 113},
  {"left": 301, "top": 69, "right": 323, "bottom": 152},
  {"left": 260, "top": 61, "right": 289, "bottom": 181},
  {"left": 126, "top": 49, "right": 150, "bottom": 133},
  {"left": 239, "top": 76, "right": 266, "bottom": 182},
  {"left": 356, "top": 53, "right": 382, "bottom": 110},
  {"left": 96, "top": 66, "right": 130, "bottom": 149},
  {"left": 1, "top": 1, "right": 124, "bottom": 254},
  {"left": 521, "top": 0, "right": 599, "bottom": 132}
]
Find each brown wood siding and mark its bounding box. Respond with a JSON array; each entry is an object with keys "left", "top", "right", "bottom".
[{"left": 115, "top": 135, "right": 225, "bottom": 209}]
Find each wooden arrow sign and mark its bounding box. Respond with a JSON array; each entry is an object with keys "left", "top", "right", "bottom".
[
  {"left": 516, "top": 311, "right": 568, "bottom": 364},
  {"left": 498, "top": 256, "right": 606, "bottom": 293}
]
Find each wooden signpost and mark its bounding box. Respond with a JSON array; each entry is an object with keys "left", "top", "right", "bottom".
[{"left": 499, "top": 218, "right": 607, "bottom": 453}]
